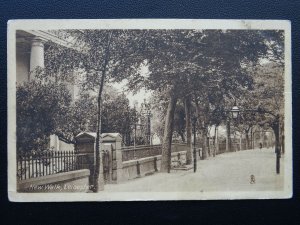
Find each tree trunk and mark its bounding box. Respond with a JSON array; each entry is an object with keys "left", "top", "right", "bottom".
[
  {"left": 245, "top": 130, "right": 249, "bottom": 150},
  {"left": 259, "top": 128, "right": 262, "bottom": 149},
  {"left": 239, "top": 133, "right": 242, "bottom": 151},
  {"left": 250, "top": 127, "right": 254, "bottom": 149},
  {"left": 194, "top": 96, "right": 205, "bottom": 159},
  {"left": 272, "top": 116, "right": 280, "bottom": 174},
  {"left": 216, "top": 126, "right": 219, "bottom": 155},
  {"left": 281, "top": 134, "right": 285, "bottom": 154},
  {"left": 207, "top": 135, "right": 210, "bottom": 156},
  {"left": 93, "top": 32, "right": 113, "bottom": 192},
  {"left": 207, "top": 126, "right": 212, "bottom": 156},
  {"left": 202, "top": 131, "right": 208, "bottom": 159},
  {"left": 161, "top": 88, "right": 178, "bottom": 173},
  {"left": 280, "top": 120, "right": 284, "bottom": 154},
  {"left": 93, "top": 81, "right": 105, "bottom": 192},
  {"left": 213, "top": 125, "right": 217, "bottom": 157},
  {"left": 184, "top": 95, "right": 192, "bottom": 165}
]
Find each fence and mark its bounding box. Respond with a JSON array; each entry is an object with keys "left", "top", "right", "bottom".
[
  {"left": 121, "top": 143, "right": 190, "bottom": 161},
  {"left": 122, "top": 145, "right": 161, "bottom": 161},
  {"left": 17, "top": 151, "right": 86, "bottom": 180},
  {"left": 217, "top": 139, "right": 251, "bottom": 155}
]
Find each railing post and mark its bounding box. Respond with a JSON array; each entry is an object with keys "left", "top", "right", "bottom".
[
  {"left": 60, "top": 151, "right": 63, "bottom": 172},
  {"left": 38, "top": 151, "right": 42, "bottom": 177},
  {"left": 137, "top": 161, "right": 141, "bottom": 177},
  {"left": 17, "top": 150, "right": 84, "bottom": 182},
  {"left": 31, "top": 153, "right": 34, "bottom": 178},
  {"left": 154, "top": 157, "right": 158, "bottom": 172},
  {"left": 24, "top": 153, "right": 27, "bottom": 180},
  {"left": 19, "top": 154, "right": 22, "bottom": 180}
]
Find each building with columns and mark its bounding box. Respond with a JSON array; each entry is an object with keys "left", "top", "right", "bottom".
[{"left": 16, "top": 30, "right": 78, "bottom": 151}]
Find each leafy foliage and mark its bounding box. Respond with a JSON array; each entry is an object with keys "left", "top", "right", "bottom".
[
  {"left": 17, "top": 81, "right": 72, "bottom": 152},
  {"left": 102, "top": 91, "right": 138, "bottom": 145}
]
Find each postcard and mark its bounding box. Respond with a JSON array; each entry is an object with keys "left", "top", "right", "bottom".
[{"left": 7, "top": 19, "right": 292, "bottom": 201}]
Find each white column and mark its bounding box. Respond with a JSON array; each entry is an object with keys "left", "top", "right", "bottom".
[{"left": 30, "top": 37, "right": 44, "bottom": 77}]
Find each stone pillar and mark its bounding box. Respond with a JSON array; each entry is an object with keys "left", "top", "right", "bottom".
[
  {"left": 30, "top": 37, "right": 44, "bottom": 80},
  {"left": 101, "top": 133, "right": 123, "bottom": 183},
  {"left": 75, "top": 132, "right": 124, "bottom": 187},
  {"left": 75, "top": 132, "right": 96, "bottom": 186}
]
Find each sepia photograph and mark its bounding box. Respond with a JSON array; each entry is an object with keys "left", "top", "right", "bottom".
[{"left": 7, "top": 19, "right": 292, "bottom": 201}]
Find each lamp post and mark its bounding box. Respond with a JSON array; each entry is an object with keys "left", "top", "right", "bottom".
[
  {"left": 192, "top": 115, "right": 197, "bottom": 173},
  {"left": 146, "top": 110, "right": 152, "bottom": 145},
  {"left": 274, "top": 114, "right": 280, "bottom": 174},
  {"left": 228, "top": 102, "right": 281, "bottom": 174},
  {"left": 222, "top": 100, "right": 240, "bottom": 152},
  {"left": 142, "top": 100, "right": 152, "bottom": 145}
]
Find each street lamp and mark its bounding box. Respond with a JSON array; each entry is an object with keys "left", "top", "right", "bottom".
[
  {"left": 231, "top": 105, "right": 240, "bottom": 119},
  {"left": 222, "top": 100, "right": 240, "bottom": 153},
  {"left": 228, "top": 102, "right": 281, "bottom": 174},
  {"left": 230, "top": 100, "right": 240, "bottom": 119},
  {"left": 142, "top": 100, "right": 152, "bottom": 145},
  {"left": 192, "top": 115, "right": 197, "bottom": 173}
]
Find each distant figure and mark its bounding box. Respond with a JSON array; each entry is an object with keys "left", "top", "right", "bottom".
[
  {"left": 259, "top": 143, "right": 262, "bottom": 150},
  {"left": 250, "top": 175, "right": 256, "bottom": 184}
]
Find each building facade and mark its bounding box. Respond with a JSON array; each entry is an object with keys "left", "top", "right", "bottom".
[{"left": 16, "top": 30, "right": 78, "bottom": 151}]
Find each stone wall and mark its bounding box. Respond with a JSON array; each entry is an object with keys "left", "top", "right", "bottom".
[
  {"left": 121, "top": 151, "right": 187, "bottom": 181},
  {"left": 17, "top": 169, "right": 90, "bottom": 193},
  {"left": 121, "top": 143, "right": 191, "bottom": 161}
]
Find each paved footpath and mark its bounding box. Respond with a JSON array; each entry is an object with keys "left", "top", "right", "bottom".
[{"left": 104, "top": 148, "right": 284, "bottom": 192}]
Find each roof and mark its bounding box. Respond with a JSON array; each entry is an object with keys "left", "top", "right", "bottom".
[
  {"left": 76, "top": 132, "right": 97, "bottom": 139},
  {"left": 101, "top": 133, "right": 122, "bottom": 141},
  {"left": 76, "top": 132, "right": 122, "bottom": 141}
]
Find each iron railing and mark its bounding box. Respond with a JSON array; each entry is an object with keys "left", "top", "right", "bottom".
[
  {"left": 121, "top": 143, "right": 190, "bottom": 161},
  {"left": 17, "top": 151, "right": 86, "bottom": 180},
  {"left": 121, "top": 145, "right": 161, "bottom": 161}
]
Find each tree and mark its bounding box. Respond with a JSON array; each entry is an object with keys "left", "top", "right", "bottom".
[
  {"left": 150, "top": 91, "right": 168, "bottom": 144},
  {"left": 38, "top": 29, "right": 147, "bottom": 192},
  {"left": 102, "top": 91, "right": 138, "bottom": 146},
  {"left": 17, "top": 80, "right": 72, "bottom": 153},
  {"left": 221, "top": 30, "right": 285, "bottom": 164},
  {"left": 128, "top": 29, "right": 273, "bottom": 171},
  {"left": 184, "top": 95, "right": 193, "bottom": 164},
  {"left": 251, "top": 62, "right": 284, "bottom": 154},
  {"left": 173, "top": 101, "right": 186, "bottom": 142},
  {"left": 49, "top": 85, "right": 138, "bottom": 147}
]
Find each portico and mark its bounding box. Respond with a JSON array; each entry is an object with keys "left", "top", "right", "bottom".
[
  {"left": 16, "top": 30, "right": 75, "bottom": 151},
  {"left": 30, "top": 37, "right": 44, "bottom": 72}
]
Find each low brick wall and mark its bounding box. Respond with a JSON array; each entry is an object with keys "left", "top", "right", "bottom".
[
  {"left": 17, "top": 169, "right": 91, "bottom": 193},
  {"left": 121, "top": 151, "right": 187, "bottom": 181}
]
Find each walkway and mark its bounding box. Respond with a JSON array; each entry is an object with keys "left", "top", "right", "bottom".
[{"left": 104, "top": 148, "right": 284, "bottom": 193}]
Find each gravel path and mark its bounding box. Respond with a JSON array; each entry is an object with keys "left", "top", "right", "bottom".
[{"left": 104, "top": 148, "right": 284, "bottom": 193}]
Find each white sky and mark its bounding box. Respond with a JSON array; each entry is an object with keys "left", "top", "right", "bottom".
[
  {"left": 112, "top": 80, "right": 152, "bottom": 107},
  {"left": 111, "top": 64, "right": 152, "bottom": 107}
]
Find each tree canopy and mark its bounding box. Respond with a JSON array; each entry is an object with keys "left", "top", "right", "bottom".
[
  {"left": 17, "top": 80, "right": 72, "bottom": 153},
  {"left": 20, "top": 28, "right": 285, "bottom": 180}
]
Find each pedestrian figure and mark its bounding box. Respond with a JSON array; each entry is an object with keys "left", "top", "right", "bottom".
[
  {"left": 259, "top": 143, "right": 262, "bottom": 150},
  {"left": 250, "top": 175, "right": 255, "bottom": 184}
]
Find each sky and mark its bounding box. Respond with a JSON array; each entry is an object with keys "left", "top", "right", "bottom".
[
  {"left": 111, "top": 64, "right": 152, "bottom": 107},
  {"left": 112, "top": 80, "right": 152, "bottom": 107}
]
